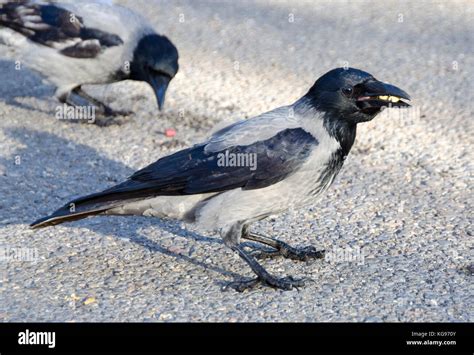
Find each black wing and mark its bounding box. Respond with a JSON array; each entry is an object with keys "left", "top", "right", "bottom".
[
  {"left": 0, "top": 1, "right": 123, "bottom": 58},
  {"left": 126, "top": 127, "right": 318, "bottom": 193},
  {"left": 72, "top": 127, "right": 318, "bottom": 206},
  {"left": 30, "top": 128, "right": 318, "bottom": 228},
  {"left": 80, "top": 128, "right": 318, "bottom": 205}
]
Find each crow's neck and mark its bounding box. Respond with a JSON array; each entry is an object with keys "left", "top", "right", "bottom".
[
  {"left": 296, "top": 96, "right": 357, "bottom": 157},
  {"left": 323, "top": 117, "right": 357, "bottom": 158}
]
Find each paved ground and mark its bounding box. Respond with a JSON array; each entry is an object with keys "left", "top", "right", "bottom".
[{"left": 0, "top": 0, "right": 472, "bottom": 322}]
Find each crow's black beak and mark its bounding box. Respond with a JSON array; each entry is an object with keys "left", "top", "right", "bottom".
[
  {"left": 148, "top": 72, "right": 171, "bottom": 111},
  {"left": 356, "top": 79, "right": 411, "bottom": 114}
]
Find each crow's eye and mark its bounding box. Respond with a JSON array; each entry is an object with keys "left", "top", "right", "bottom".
[{"left": 342, "top": 87, "right": 353, "bottom": 97}]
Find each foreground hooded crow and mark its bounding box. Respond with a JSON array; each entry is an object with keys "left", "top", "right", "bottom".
[
  {"left": 31, "top": 68, "right": 411, "bottom": 291},
  {"left": 0, "top": 0, "right": 179, "bottom": 115}
]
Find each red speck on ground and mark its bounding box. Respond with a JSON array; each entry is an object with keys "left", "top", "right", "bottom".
[{"left": 165, "top": 128, "right": 176, "bottom": 137}]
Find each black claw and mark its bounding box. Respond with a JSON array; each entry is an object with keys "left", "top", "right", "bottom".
[
  {"left": 252, "top": 243, "right": 325, "bottom": 261},
  {"left": 282, "top": 246, "right": 326, "bottom": 261},
  {"left": 224, "top": 275, "right": 306, "bottom": 292},
  {"left": 243, "top": 232, "right": 325, "bottom": 262},
  {"left": 265, "top": 276, "right": 306, "bottom": 290},
  {"left": 278, "top": 242, "right": 325, "bottom": 261}
]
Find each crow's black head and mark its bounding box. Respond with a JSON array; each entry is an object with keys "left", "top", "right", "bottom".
[
  {"left": 305, "top": 67, "right": 410, "bottom": 124},
  {"left": 130, "top": 34, "right": 179, "bottom": 110}
]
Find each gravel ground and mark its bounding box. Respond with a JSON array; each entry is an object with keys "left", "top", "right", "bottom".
[{"left": 0, "top": 0, "right": 472, "bottom": 322}]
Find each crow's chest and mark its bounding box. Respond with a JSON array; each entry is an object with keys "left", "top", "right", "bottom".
[{"left": 308, "top": 149, "right": 346, "bottom": 197}]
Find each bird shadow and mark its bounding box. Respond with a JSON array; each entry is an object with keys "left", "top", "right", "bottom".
[
  {"left": 0, "top": 59, "right": 56, "bottom": 113},
  {"left": 0, "top": 127, "right": 243, "bottom": 282}
]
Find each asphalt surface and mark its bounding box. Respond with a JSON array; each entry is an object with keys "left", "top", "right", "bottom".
[{"left": 0, "top": 0, "right": 472, "bottom": 322}]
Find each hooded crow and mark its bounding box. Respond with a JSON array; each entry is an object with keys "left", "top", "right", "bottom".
[
  {"left": 0, "top": 0, "right": 179, "bottom": 115},
  {"left": 31, "top": 68, "right": 411, "bottom": 291}
]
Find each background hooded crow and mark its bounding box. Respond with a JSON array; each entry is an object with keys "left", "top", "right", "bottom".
[{"left": 0, "top": 0, "right": 179, "bottom": 116}]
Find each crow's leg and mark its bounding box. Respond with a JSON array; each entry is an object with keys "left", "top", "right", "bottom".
[
  {"left": 242, "top": 227, "right": 325, "bottom": 261},
  {"left": 59, "top": 86, "right": 132, "bottom": 120},
  {"left": 222, "top": 222, "right": 306, "bottom": 292},
  {"left": 226, "top": 244, "right": 306, "bottom": 292}
]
